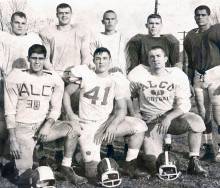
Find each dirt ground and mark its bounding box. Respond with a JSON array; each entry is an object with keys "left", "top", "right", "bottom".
[{"left": 1, "top": 99, "right": 220, "bottom": 188}]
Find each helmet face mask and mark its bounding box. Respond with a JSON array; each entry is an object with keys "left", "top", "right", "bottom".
[
  {"left": 156, "top": 152, "right": 181, "bottom": 181},
  {"left": 158, "top": 164, "right": 181, "bottom": 181},
  {"left": 97, "top": 158, "right": 122, "bottom": 187}
]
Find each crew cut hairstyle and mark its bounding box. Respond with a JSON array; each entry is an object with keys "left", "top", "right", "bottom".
[
  {"left": 103, "top": 10, "right": 117, "bottom": 19},
  {"left": 28, "top": 44, "right": 47, "bottom": 58},
  {"left": 11, "top": 11, "right": 26, "bottom": 22},
  {"left": 147, "top": 13, "right": 162, "bottom": 23},
  {"left": 148, "top": 45, "right": 167, "bottom": 56},
  {"left": 194, "top": 5, "right": 211, "bottom": 15},
  {"left": 56, "top": 3, "right": 72, "bottom": 12},
  {"left": 93, "top": 47, "right": 111, "bottom": 58}
]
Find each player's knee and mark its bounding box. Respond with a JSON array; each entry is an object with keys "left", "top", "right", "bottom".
[
  {"left": 85, "top": 160, "right": 99, "bottom": 178},
  {"left": 65, "top": 121, "right": 81, "bottom": 139},
  {"left": 186, "top": 113, "right": 206, "bottom": 133},
  {"left": 125, "top": 116, "right": 148, "bottom": 134}
]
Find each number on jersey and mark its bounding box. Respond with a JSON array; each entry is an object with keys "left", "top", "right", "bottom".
[{"left": 83, "top": 86, "right": 110, "bottom": 105}]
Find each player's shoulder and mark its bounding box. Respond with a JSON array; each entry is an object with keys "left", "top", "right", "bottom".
[
  {"left": 129, "top": 34, "right": 145, "bottom": 42},
  {"left": 185, "top": 28, "right": 199, "bottom": 37},
  {"left": 128, "top": 64, "right": 150, "bottom": 80},
  {"left": 167, "top": 67, "right": 188, "bottom": 80},
  {"left": 70, "top": 24, "right": 90, "bottom": 38},
  {"left": 208, "top": 24, "right": 220, "bottom": 32},
  {"left": 162, "top": 34, "right": 179, "bottom": 43},
  {"left": 6, "top": 68, "right": 28, "bottom": 81},
  {"left": 39, "top": 25, "right": 57, "bottom": 38}
]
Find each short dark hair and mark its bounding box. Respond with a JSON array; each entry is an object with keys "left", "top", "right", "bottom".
[
  {"left": 147, "top": 14, "right": 162, "bottom": 23},
  {"left": 56, "top": 3, "right": 72, "bottom": 12},
  {"left": 11, "top": 11, "right": 26, "bottom": 22},
  {"left": 28, "top": 44, "right": 47, "bottom": 58},
  {"left": 93, "top": 47, "right": 111, "bottom": 58},
  {"left": 103, "top": 10, "right": 117, "bottom": 19},
  {"left": 195, "top": 5, "right": 211, "bottom": 15},
  {"left": 148, "top": 46, "right": 166, "bottom": 56}
]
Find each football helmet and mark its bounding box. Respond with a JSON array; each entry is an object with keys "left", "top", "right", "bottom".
[
  {"left": 156, "top": 151, "right": 181, "bottom": 181},
  {"left": 97, "top": 158, "right": 122, "bottom": 187},
  {"left": 31, "top": 166, "right": 56, "bottom": 188}
]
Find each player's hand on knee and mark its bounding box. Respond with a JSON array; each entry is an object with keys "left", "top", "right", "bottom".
[
  {"left": 157, "top": 116, "right": 171, "bottom": 135},
  {"left": 37, "top": 123, "right": 51, "bottom": 142},
  {"left": 103, "top": 124, "right": 117, "bottom": 143},
  {"left": 10, "top": 139, "right": 21, "bottom": 159},
  {"left": 94, "top": 128, "right": 105, "bottom": 145}
]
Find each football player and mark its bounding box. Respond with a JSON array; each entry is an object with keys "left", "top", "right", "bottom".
[
  {"left": 90, "top": 10, "right": 130, "bottom": 158},
  {"left": 184, "top": 5, "right": 220, "bottom": 161},
  {"left": 63, "top": 47, "right": 148, "bottom": 179},
  {"left": 0, "top": 11, "right": 42, "bottom": 75},
  {"left": 39, "top": 3, "right": 91, "bottom": 77},
  {"left": 126, "top": 14, "right": 180, "bottom": 72},
  {"left": 4, "top": 44, "right": 87, "bottom": 186},
  {"left": 90, "top": 10, "right": 127, "bottom": 75},
  {"left": 128, "top": 46, "right": 207, "bottom": 176},
  {"left": 0, "top": 11, "right": 42, "bottom": 173}
]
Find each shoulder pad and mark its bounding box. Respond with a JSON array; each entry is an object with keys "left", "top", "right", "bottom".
[{"left": 42, "top": 70, "right": 52, "bottom": 75}]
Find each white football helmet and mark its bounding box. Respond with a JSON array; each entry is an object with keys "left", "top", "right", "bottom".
[
  {"left": 31, "top": 166, "right": 56, "bottom": 188},
  {"left": 156, "top": 151, "right": 181, "bottom": 181},
  {"left": 97, "top": 158, "right": 122, "bottom": 187}
]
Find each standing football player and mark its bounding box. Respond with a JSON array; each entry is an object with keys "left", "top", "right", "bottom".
[
  {"left": 90, "top": 10, "right": 127, "bottom": 75},
  {"left": 128, "top": 46, "right": 207, "bottom": 176},
  {"left": 184, "top": 5, "right": 220, "bottom": 161},
  {"left": 4, "top": 44, "right": 87, "bottom": 186},
  {"left": 63, "top": 47, "right": 148, "bottom": 179},
  {"left": 39, "top": 3, "right": 91, "bottom": 77},
  {"left": 126, "top": 14, "right": 180, "bottom": 72},
  {"left": 0, "top": 11, "right": 42, "bottom": 75}
]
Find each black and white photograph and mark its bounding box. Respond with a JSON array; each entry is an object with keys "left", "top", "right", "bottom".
[{"left": 0, "top": 0, "right": 220, "bottom": 187}]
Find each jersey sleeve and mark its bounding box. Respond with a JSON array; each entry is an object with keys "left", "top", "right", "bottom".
[
  {"left": 127, "top": 65, "right": 144, "bottom": 98},
  {"left": 165, "top": 34, "right": 180, "bottom": 66},
  {"left": 126, "top": 34, "right": 142, "bottom": 72},
  {"left": 46, "top": 73, "right": 64, "bottom": 121},
  {"left": 173, "top": 68, "right": 191, "bottom": 113},
  {"left": 4, "top": 70, "right": 20, "bottom": 128},
  {"left": 76, "top": 28, "right": 92, "bottom": 65},
  {"left": 39, "top": 28, "right": 53, "bottom": 62},
  {"left": 112, "top": 72, "right": 131, "bottom": 100}
]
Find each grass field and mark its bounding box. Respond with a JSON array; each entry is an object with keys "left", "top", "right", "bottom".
[{"left": 1, "top": 98, "right": 220, "bottom": 188}]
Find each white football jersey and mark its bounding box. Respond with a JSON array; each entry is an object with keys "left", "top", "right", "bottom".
[
  {"left": 70, "top": 65, "right": 126, "bottom": 122},
  {"left": 0, "top": 32, "right": 42, "bottom": 75},
  {"left": 4, "top": 69, "right": 64, "bottom": 124},
  {"left": 90, "top": 32, "right": 127, "bottom": 74},
  {"left": 128, "top": 65, "right": 191, "bottom": 120},
  {"left": 40, "top": 25, "right": 91, "bottom": 75}
]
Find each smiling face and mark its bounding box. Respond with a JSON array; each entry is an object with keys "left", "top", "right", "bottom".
[
  {"left": 57, "top": 7, "right": 72, "bottom": 26},
  {"left": 146, "top": 17, "right": 162, "bottom": 37},
  {"left": 148, "top": 48, "right": 168, "bottom": 71},
  {"left": 93, "top": 52, "right": 111, "bottom": 74},
  {"left": 29, "top": 53, "right": 45, "bottom": 75},
  {"left": 11, "top": 15, "right": 27, "bottom": 36}
]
